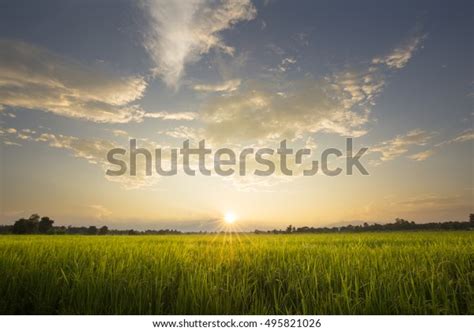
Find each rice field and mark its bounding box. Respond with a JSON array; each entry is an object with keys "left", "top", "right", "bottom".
[{"left": 0, "top": 232, "right": 472, "bottom": 314}]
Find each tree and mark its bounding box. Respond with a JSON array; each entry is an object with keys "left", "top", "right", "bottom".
[
  {"left": 470, "top": 214, "right": 474, "bottom": 225},
  {"left": 98, "top": 226, "right": 108, "bottom": 235},
  {"left": 87, "top": 226, "right": 98, "bottom": 235},
  {"left": 12, "top": 218, "right": 28, "bottom": 234},
  {"left": 38, "top": 217, "right": 54, "bottom": 234},
  {"left": 12, "top": 214, "right": 40, "bottom": 234},
  {"left": 286, "top": 225, "right": 293, "bottom": 233},
  {"left": 395, "top": 218, "right": 408, "bottom": 225}
]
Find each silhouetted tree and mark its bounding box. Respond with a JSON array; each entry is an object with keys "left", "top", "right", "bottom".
[
  {"left": 29, "top": 214, "right": 40, "bottom": 222},
  {"left": 4, "top": 213, "right": 473, "bottom": 236},
  {"left": 55, "top": 226, "right": 67, "bottom": 235},
  {"left": 98, "top": 226, "right": 108, "bottom": 235},
  {"left": 12, "top": 214, "right": 40, "bottom": 234},
  {"left": 38, "top": 217, "right": 54, "bottom": 234},
  {"left": 256, "top": 215, "right": 473, "bottom": 235},
  {"left": 87, "top": 226, "right": 98, "bottom": 235},
  {"left": 395, "top": 218, "right": 408, "bottom": 225},
  {"left": 0, "top": 225, "right": 13, "bottom": 234},
  {"left": 12, "top": 219, "right": 28, "bottom": 234}
]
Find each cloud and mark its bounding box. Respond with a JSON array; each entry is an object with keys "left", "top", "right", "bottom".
[
  {"left": 193, "top": 79, "right": 241, "bottom": 92},
  {"left": 2, "top": 140, "right": 21, "bottom": 146},
  {"left": 436, "top": 128, "right": 474, "bottom": 146},
  {"left": 0, "top": 40, "right": 148, "bottom": 123},
  {"left": 372, "top": 33, "right": 426, "bottom": 69},
  {"left": 110, "top": 129, "right": 129, "bottom": 137},
  {"left": 0, "top": 127, "right": 22, "bottom": 146},
  {"left": 408, "top": 149, "right": 436, "bottom": 161},
  {"left": 331, "top": 68, "right": 385, "bottom": 109},
  {"left": 200, "top": 72, "right": 377, "bottom": 144},
  {"left": 35, "top": 133, "right": 116, "bottom": 164},
  {"left": 373, "top": 128, "right": 473, "bottom": 163},
  {"left": 394, "top": 194, "right": 468, "bottom": 212},
  {"left": 143, "top": 111, "right": 199, "bottom": 120},
  {"left": 1, "top": 129, "right": 160, "bottom": 189},
  {"left": 88, "top": 204, "right": 112, "bottom": 220},
  {"left": 160, "top": 125, "right": 203, "bottom": 140},
  {"left": 452, "top": 129, "right": 474, "bottom": 143},
  {"left": 37, "top": 133, "right": 164, "bottom": 189},
  {"left": 265, "top": 43, "right": 285, "bottom": 56},
  {"left": 141, "top": 0, "right": 256, "bottom": 87},
  {"left": 277, "top": 57, "right": 297, "bottom": 72},
  {"left": 265, "top": 56, "right": 298, "bottom": 73},
  {"left": 196, "top": 32, "right": 424, "bottom": 145},
  {"left": 371, "top": 129, "right": 435, "bottom": 162}
]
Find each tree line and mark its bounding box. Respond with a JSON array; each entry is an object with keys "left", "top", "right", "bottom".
[
  {"left": 0, "top": 214, "right": 109, "bottom": 235},
  {"left": 0, "top": 214, "right": 472, "bottom": 235},
  {"left": 256, "top": 215, "right": 474, "bottom": 234},
  {"left": 0, "top": 214, "right": 182, "bottom": 235}
]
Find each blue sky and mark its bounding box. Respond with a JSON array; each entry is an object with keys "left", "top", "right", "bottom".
[{"left": 0, "top": 0, "right": 472, "bottom": 230}]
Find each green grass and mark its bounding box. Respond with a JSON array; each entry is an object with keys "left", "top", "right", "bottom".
[{"left": 0, "top": 232, "right": 472, "bottom": 314}]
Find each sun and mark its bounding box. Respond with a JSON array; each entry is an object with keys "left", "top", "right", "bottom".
[{"left": 224, "top": 212, "right": 237, "bottom": 224}]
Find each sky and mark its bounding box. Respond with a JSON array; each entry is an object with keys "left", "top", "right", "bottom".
[{"left": 0, "top": 0, "right": 472, "bottom": 231}]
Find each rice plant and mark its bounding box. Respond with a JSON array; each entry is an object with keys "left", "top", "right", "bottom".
[{"left": 0, "top": 232, "right": 472, "bottom": 314}]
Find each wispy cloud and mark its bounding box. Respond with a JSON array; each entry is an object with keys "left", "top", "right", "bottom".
[
  {"left": 436, "top": 128, "right": 474, "bottom": 146},
  {"left": 408, "top": 149, "right": 436, "bottom": 161},
  {"left": 375, "top": 128, "right": 474, "bottom": 163},
  {"left": 393, "top": 194, "right": 470, "bottom": 215},
  {"left": 144, "top": 111, "right": 199, "bottom": 120},
  {"left": 200, "top": 67, "right": 382, "bottom": 144},
  {"left": 1, "top": 128, "right": 163, "bottom": 189},
  {"left": 160, "top": 126, "right": 203, "bottom": 140},
  {"left": 36, "top": 133, "right": 164, "bottom": 189},
  {"left": 0, "top": 40, "right": 147, "bottom": 123},
  {"left": 88, "top": 204, "right": 112, "bottom": 220},
  {"left": 277, "top": 57, "right": 297, "bottom": 72},
  {"left": 196, "top": 32, "right": 424, "bottom": 145},
  {"left": 408, "top": 128, "right": 474, "bottom": 161},
  {"left": 371, "top": 129, "right": 435, "bottom": 162},
  {"left": 110, "top": 129, "right": 129, "bottom": 137},
  {"left": 372, "top": 33, "right": 426, "bottom": 69},
  {"left": 141, "top": 0, "right": 256, "bottom": 88},
  {"left": 193, "top": 79, "right": 241, "bottom": 92}
]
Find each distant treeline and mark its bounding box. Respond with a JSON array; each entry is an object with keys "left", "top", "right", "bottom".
[
  {"left": 0, "top": 214, "right": 181, "bottom": 235},
  {"left": 0, "top": 214, "right": 472, "bottom": 235},
  {"left": 256, "top": 215, "right": 474, "bottom": 234}
]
